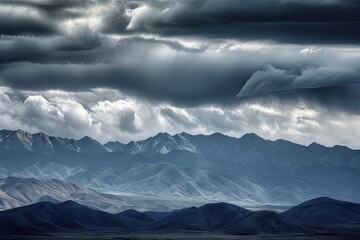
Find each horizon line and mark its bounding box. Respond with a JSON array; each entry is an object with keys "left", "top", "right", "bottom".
[{"left": 0, "top": 128, "right": 357, "bottom": 151}]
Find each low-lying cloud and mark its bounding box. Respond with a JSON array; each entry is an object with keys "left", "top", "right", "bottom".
[{"left": 1, "top": 87, "right": 360, "bottom": 148}]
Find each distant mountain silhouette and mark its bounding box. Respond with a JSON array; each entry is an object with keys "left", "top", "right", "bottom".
[
  {"left": 0, "top": 197, "right": 359, "bottom": 236},
  {"left": 224, "top": 210, "right": 320, "bottom": 235},
  {"left": 0, "top": 129, "right": 105, "bottom": 156},
  {"left": 283, "top": 197, "right": 360, "bottom": 226},
  {"left": 2, "top": 129, "right": 360, "bottom": 168},
  {"left": 152, "top": 201, "right": 334, "bottom": 235},
  {"left": 153, "top": 202, "right": 251, "bottom": 231},
  {"left": 0, "top": 201, "right": 152, "bottom": 235},
  {"left": 117, "top": 209, "right": 155, "bottom": 223}
]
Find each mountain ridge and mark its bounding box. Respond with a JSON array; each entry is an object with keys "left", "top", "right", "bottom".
[
  {"left": 0, "top": 176, "right": 196, "bottom": 213},
  {"left": 2, "top": 129, "right": 358, "bottom": 153},
  {"left": 2, "top": 129, "right": 360, "bottom": 169},
  {"left": 0, "top": 197, "right": 359, "bottom": 236},
  {"left": 1, "top": 128, "right": 360, "bottom": 206}
]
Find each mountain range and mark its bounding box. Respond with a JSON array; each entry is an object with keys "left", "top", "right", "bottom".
[
  {"left": 0, "top": 176, "right": 203, "bottom": 213},
  {"left": 1, "top": 129, "right": 360, "bottom": 208},
  {"left": 0, "top": 197, "right": 359, "bottom": 236}
]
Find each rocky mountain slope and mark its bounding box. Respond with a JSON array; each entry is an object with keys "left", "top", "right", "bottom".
[{"left": 1, "top": 129, "right": 360, "bottom": 206}]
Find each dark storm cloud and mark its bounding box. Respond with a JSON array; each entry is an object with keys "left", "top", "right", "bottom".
[
  {"left": 117, "top": 109, "right": 139, "bottom": 133},
  {"left": 274, "top": 84, "right": 360, "bottom": 116},
  {"left": 127, "top": 0, "right": 360, "bottom": 44},
  {"left": 0, "top": 0, "right": 94, "bottom": 20},
  {"left": 0, "top": 36, "right": 359, "bottom": 108},
  {"left": 236, "top": 64, "right": 360, "bottom": 98},
  {"left": 0, "top": 0, "right": 91, "bottom": 12},
  {"left": 0, "top": 35, "right": 105, "bottom": 64},
  {"left": 100, "top": 2, "right": 137, "bottom": 34},
  {"left": 1, "top": 0, "right": 359, "bottom": 43},
  {"left": 160, "top": 108, "right": 197, "bottom": 128},
  {"left": 0, "top": 0, "right": 99, "bottom": 37},
  {"left": 0, "top": 7, "right": 59, "bottom": 36},
  {"left": 0, "top": 34, "right": 257, "bottom": 105},
  {"left": 0, "top": 59, "right": 251, "bottom": 105},
  {"left": 0, "top": 0, "right": 359, "bottom": 112},
  {"left": 0, "top": 34, "right": 202, "bottom": 66},
  {"left": 0, "top": 0, "right": 123, "bottom": 37}
]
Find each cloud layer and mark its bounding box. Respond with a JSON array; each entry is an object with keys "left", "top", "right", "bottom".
[
  {"left": 127, "top": 0, "right": 360, "bottom": 44},
  {"left": 0, "top": 0, "right": 360, "bottom": 147},
  {"left": 1, "top": 35, "right": 359, "bottom": 107},
  {"left": 1, "top": 87, "right": 360, "bottom": 148},
  {"left": 3, "top": 0, "right": 359, "bottom": 43},
  {"left": 1, "top": 0, "right": 359, "bottom": 103}
]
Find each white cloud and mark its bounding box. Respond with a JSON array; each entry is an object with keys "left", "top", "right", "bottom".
[
  {"left": 91, "top": 99, "right": 142, "bottom": 133},
  {"left": 0, "top": 87, "right": 360, "bottom": 149},
  {"left": 23, "top": 95, "right": 65, "bottom": 131},
  {"left": 300, "top": 47, "right": 322, "bottom": 56}
]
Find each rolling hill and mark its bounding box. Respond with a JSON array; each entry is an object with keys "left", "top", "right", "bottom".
[
  {"left": 0, "top": 176, "right": 202, "bottom": 213},
  {"left": 0, "top": 197, "right": 359, "bottom": 236}
]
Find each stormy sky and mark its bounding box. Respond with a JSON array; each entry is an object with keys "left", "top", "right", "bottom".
[{"left": 0, "top": 0, "right": 360, "bottom": 147}]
